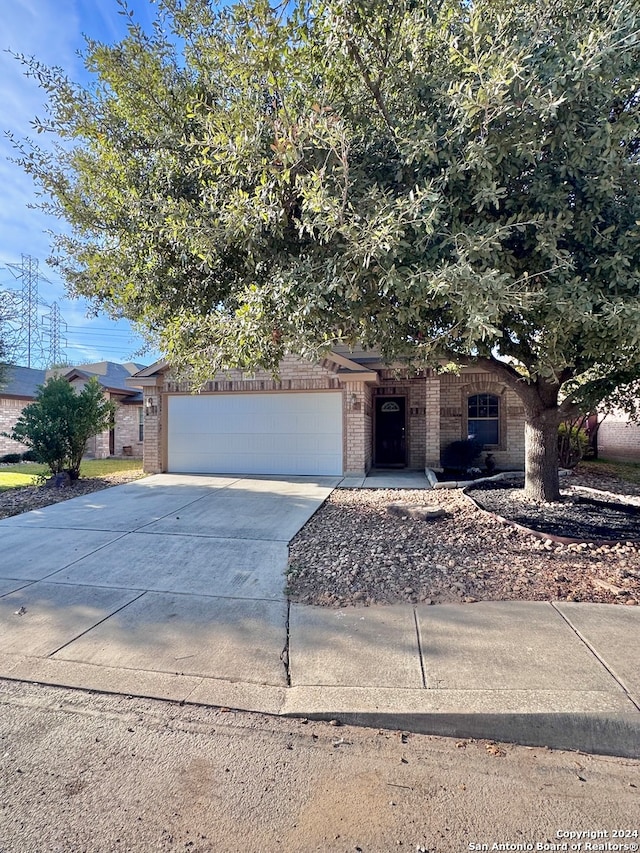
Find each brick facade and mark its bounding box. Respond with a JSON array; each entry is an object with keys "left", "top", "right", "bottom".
[
  {"left": 140, "top": 356, "right": 528, "bottom": 475},
  {"left": 343, "top": 380, "right": 372, "bottom": 475},
  {"left": 439, "top": 371, "right": 525, "bottom": 468},
  {"left": 81, "top": 398, "right": 144, "bottom": 460},
  {"left": 142, "top": 389, "right": 162, "bottom": 473},
  {"left": 597, "top": 413, "right": 640, "bottom": 462},
  {"left": 424, "top": 377, "right": 441, "bottom": 469},
  {"left": 114, "top": 403, "right": 144, "bottom": 456},
  {"left": 0, "top": 397, "right": 31, "bottom": 456},
  {"left": 2, "top": 394, "right": 143, "bottom": 461}
]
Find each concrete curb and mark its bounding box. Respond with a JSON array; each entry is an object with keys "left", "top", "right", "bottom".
[
  {"left": 2, "top": 655, "right": 638, "bottom": 759},
  {"left": 281, "top": 686, "right": 640, "bottom": 759}
]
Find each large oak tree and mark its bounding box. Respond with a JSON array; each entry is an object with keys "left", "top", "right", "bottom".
[{"left": 11, "top": 0, "right": 640, "bottom": 499}]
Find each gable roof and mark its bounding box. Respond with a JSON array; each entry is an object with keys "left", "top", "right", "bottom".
[
  {"left": 0, "top": 364, "right": 46, "bottom": 399},
  {"left": 126, "top": 351, "right": 381, "bottom": 384},
  {"left": 47, "top": 361, "right": 147, "bottom": 397}
]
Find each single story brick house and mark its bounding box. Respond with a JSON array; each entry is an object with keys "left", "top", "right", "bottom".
[
  {"left": 129, "top": 348, "right": 527, "bottom": 476},
  {"left": 0, "top": 361, "right": 147, "bottom": 459},
  {"left": 48, "top": 362, "right": 147, "bottom": 458},
  {"left": 0, "top": 365, "right": 46, "bottom": 456}
]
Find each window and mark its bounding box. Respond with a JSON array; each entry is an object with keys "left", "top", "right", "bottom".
[
  {"left": 467, "top": 393, "right": 499, "bottom": 446},
  {"left": 138, "top": 407, "right": 144, "bottom": 442}
]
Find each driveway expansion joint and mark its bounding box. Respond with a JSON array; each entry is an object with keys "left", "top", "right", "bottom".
[
  {"left": 281, "top": 600, "right": 291, "bottom": 687},
  {"left": 413, "top": 607, "right": 427, "bottom": 689},
  {"left": 47, "top": 591, "right": 147, "bottom": 659}
]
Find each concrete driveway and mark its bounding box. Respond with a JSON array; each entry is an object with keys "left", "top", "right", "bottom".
[{"left": 0, "top": 474, "right": 338, "bottom": 702}]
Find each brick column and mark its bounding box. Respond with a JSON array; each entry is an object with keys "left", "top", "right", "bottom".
[
  {"left": 142, "top": 387, "right": 163, "bottom": 473},
  {"left": 424, "top": 376, "right": 441, "bottom": 469},
  {"left": 94, "top": 429, "right": 111, "bottom": 459},
  {"left": 343, "top": 382, "right": 372, "bottom": 475}
]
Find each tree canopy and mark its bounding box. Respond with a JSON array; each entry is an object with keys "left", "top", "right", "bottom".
[{"left": 11, "top": 0, "right": 640, "bottom": 499}]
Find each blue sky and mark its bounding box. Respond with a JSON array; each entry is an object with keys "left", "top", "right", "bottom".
[{"left": 0, "top": 0, "right": 161, "bottom": 367}]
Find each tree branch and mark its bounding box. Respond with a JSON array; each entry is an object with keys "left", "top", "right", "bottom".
[{"left": 344, "top": 38, "right": 396, "bottom": 138}]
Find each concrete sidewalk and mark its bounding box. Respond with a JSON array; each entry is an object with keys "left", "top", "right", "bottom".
[
  {"left": 1, "top": 475, "right": 638, "bottom": 759},
  {"left": 1, "top": 596, "right": 638, "bottom": 758},
  {"left": 286, "top": 600, "right": 640, "bottom": 758}
]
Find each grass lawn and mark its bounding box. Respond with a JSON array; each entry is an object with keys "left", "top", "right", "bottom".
[
  {"left": 0, "top": 458, "right": 144, "bottom": 492},
  {"left": 576, "top": 457, "right": 640, "bottom": 485},
  {"left": 0, "top": 472, "right": 40, "bottom": 492}
]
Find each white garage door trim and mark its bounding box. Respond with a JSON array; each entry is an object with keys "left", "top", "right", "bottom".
[{"left": 167, "top": 392, "right": 343, "bottom": 476}]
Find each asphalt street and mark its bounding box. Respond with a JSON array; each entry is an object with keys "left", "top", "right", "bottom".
[{"left": 1, "top": 679, "right": 638, "bottom": 853}]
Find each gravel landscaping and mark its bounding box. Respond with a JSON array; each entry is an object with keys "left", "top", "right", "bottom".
[{"left": 287, "top": 468, "right": 640, "bottom": 608}]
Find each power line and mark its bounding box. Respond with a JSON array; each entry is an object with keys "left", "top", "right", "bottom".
[
  {"left": 64, "top": 327, "right": 141, "bottom": 337},
  {"left": 4, "top": 255, "right": 47, "bottom": 368},
  {"left": 1, "top": 255, "right": 156, "bottom": 367}
]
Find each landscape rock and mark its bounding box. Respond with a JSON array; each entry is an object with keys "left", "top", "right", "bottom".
[
  {"left": 387, "top": 502, "right": 447, "bottom": 521},
  {"left": 288, "top": 468, "right": 640, "bottom": 608}
]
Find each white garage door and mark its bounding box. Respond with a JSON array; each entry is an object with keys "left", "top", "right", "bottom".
[{"left": 167, "top": 392, "right": 343, "bottom": 475}]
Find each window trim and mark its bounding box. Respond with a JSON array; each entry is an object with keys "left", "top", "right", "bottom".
[{"left": 463, "top": 390, "right": 505, "bottom": 450}]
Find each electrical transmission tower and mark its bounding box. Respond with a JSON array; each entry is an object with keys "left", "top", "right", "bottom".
[
  {"left": 1, "top": 255, "right": 70, "bottom": 368},
  {"left": 4, "top": 254, "right": 47, "bottom": 368},
  {"left": 42, "top": 301, "right": 68, "bottom": 366}
]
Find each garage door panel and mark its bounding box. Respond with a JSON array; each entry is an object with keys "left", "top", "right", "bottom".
[{"left": 168, "top": 393, "right": 343, "bottom": 476}]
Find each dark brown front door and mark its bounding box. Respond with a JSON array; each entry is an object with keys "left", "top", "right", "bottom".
[{"left": 374, "top": 397, "right": 406, "bottom": 466}]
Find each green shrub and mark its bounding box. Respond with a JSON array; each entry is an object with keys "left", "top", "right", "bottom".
[
  {"left": 558, "top": 422, "right": 589, "bottom": 469},
  {"left": 5, "top": 377, "right": 115, "bottom": 479},
  {"left": 0, "top": 453, "right": 22, "bottom": 464},
  {"left": 441, "top": 438, "right": 483, "bottom": 472},
  {"left": 21, "top": 450, "right": 39, "bottom": 462}
]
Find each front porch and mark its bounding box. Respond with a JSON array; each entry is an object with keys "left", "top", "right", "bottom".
[{"left": 338, "top": 469, "right": 434, "bottom": 489}]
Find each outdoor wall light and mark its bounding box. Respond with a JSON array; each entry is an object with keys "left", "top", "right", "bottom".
[{"left": 145, "top": 396, "right": 158, "bottom": 416}]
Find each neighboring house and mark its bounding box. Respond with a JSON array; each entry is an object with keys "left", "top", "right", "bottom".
[
  {"left": 0, "top": 365, "right": 47, "bottom": 456},
  {"left": 0, "top": 361, "right": 147, "bottom": 460},
  {"left": 47, "top": 362, "right": 147, "bottom": 459},
  {"left": 597, "top": 409, "right": 640, "bottom": 462},
  {"left": 129, "top": 348, "right": 527, "bottom": 476}
]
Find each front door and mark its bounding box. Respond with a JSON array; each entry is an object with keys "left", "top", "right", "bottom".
[{"left": 374, "top": 396, "right": 406, "bottom": 466}]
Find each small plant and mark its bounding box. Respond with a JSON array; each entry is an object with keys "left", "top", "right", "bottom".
[
  {"left": 441, "top": 438, "right": 483, "bottom": 473},
  {"left": 558, "top": 416, "right": 593, "bottom": 469}
]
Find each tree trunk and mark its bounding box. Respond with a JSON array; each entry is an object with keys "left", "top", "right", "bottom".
[
  {"left": 524, "top": 409, "right": 561, "bottom": 502},
  {"left": 457, "top": 357, "right": 566, "bottom": 503}
]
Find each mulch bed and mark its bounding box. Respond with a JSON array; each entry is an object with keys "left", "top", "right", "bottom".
[{"left": 466, "top": 479, "right": 640, "bottom": 542}]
